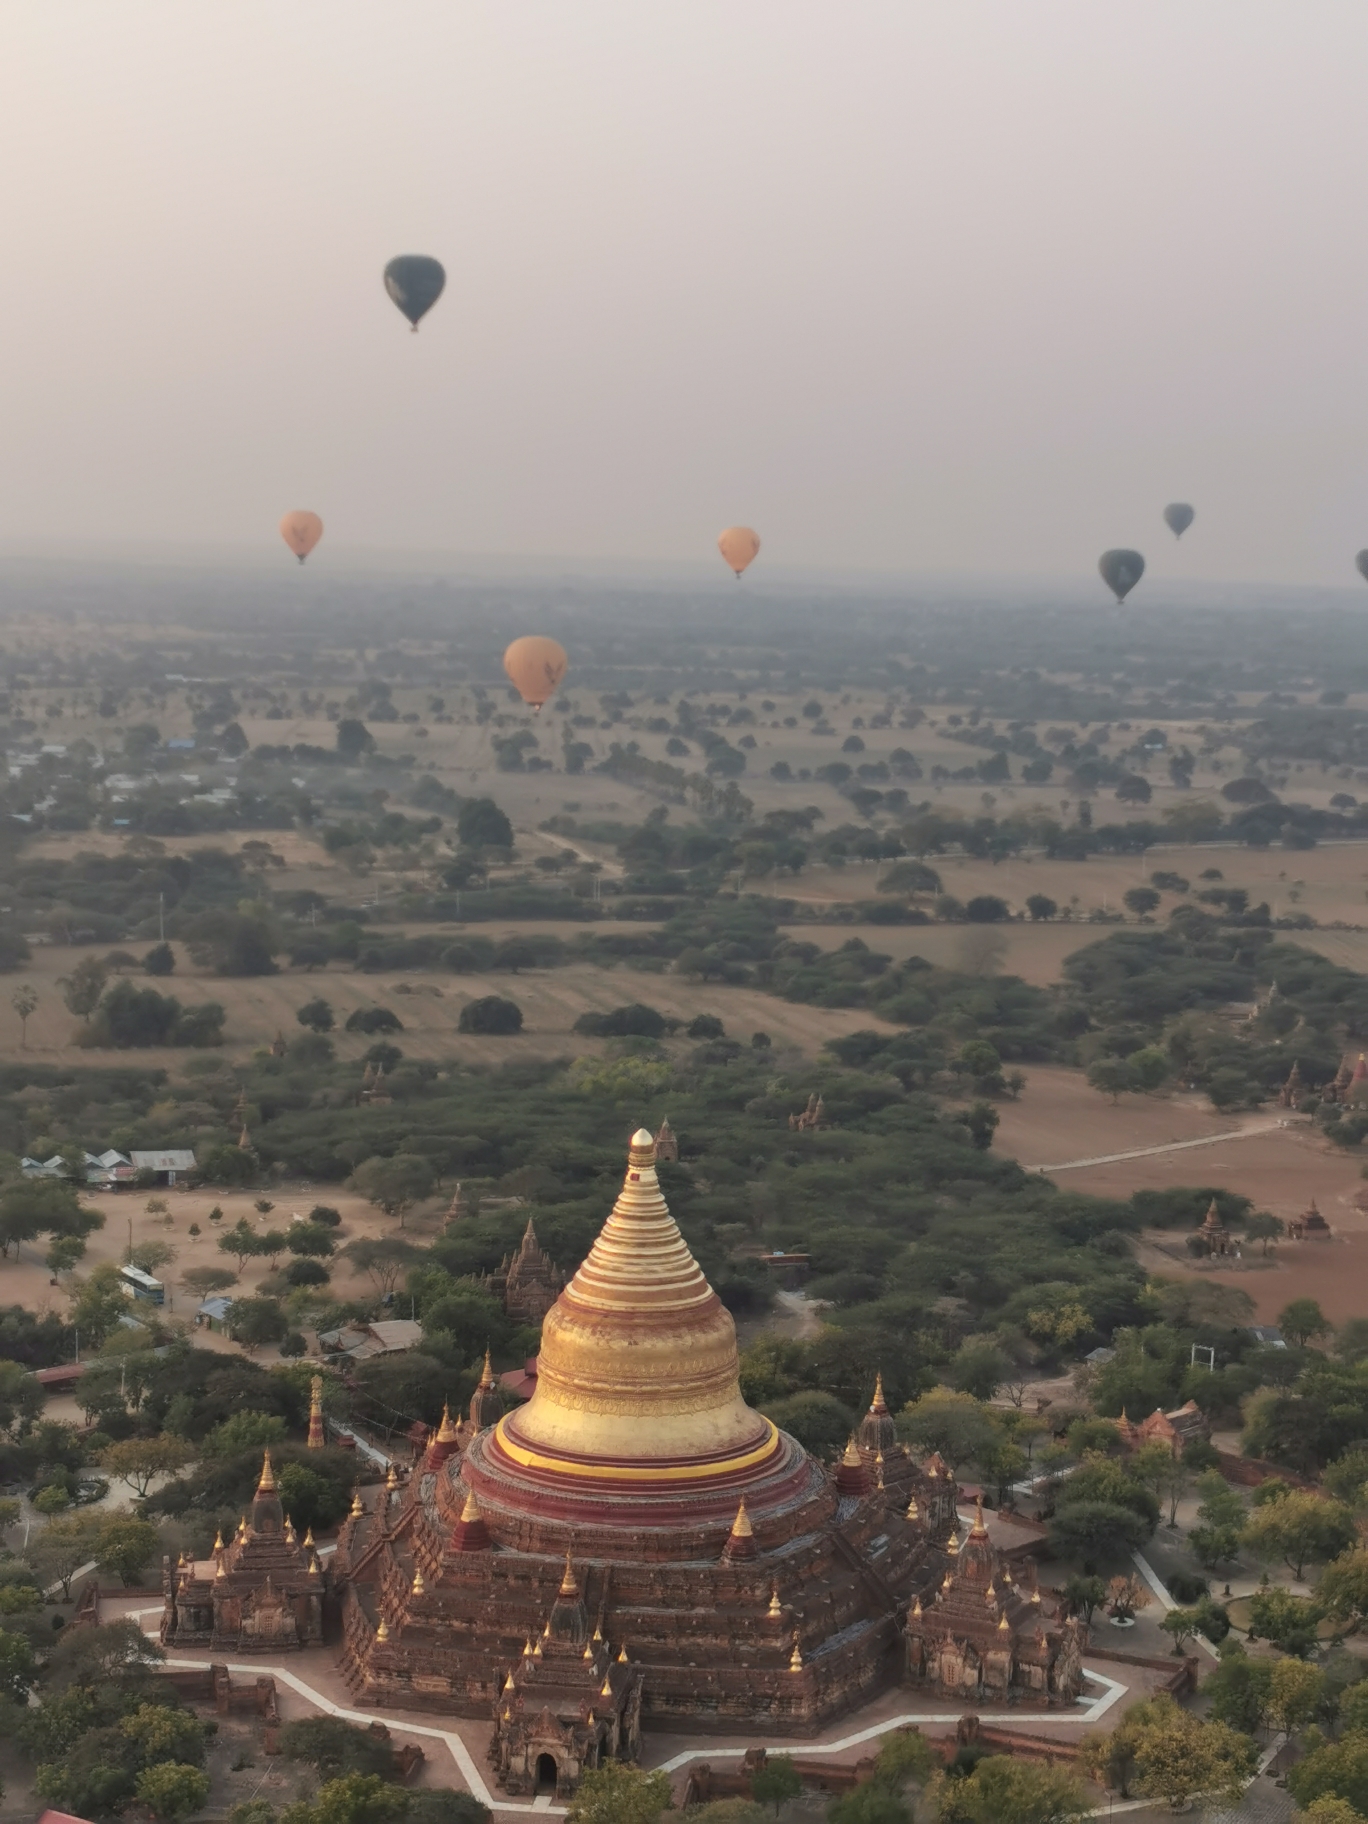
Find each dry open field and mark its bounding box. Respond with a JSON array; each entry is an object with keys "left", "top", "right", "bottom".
[{"left": 0, "top": 939, "right": 896, "bottom": 1070}]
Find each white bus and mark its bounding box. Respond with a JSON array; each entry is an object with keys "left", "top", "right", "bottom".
[{"left": 119, "top": 1264, "right": 165, "bottom": 1305}]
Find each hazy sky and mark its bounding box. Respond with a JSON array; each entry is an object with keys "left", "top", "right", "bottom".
[{"left": 5, "top": 2, "right": 1368, "bottom": 587}]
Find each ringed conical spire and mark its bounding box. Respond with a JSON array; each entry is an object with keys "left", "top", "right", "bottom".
[{"left": 497, "top": 1129, "right": 775, "bottom": 1465}]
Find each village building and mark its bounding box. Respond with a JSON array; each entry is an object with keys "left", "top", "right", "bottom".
[
  {"left": 652, "top": 1120, "right": 678, "bottom": 1163},
  {"left": 1288, "top": 1199, "right": 1332, "bottom": 1241},
  {"left": 327, "top": 1129, "right": 1086, "bottom": 1797},
  {"left": 161, "top": 1452, "right": 326, "bottom": 1652},
  {"left": 789, "top": 1093, "right": 826, "bottom": 1132},
  {"left": 318, "top": 1318, "right": 425, "bottom": 1362}
]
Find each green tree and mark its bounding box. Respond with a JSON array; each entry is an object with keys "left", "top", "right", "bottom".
[
  {"left": 226, "top": 1298, "right": 289, "bottom": 1353},
  {"left": 1063, "top": 1574, "right": 1107, "bottom": 1625},
  {"left": 948, "top": 1341, "right": 1009, "bottom": 1402},
  {"left": 1123, "top": 887, "right": 1160, "bottom": 916},
  {"left": 458, "top": 797, "right": 514, "bottom": 851},
  {"left": 963, "top": 1101, "right": 999, "bottom": 1151},
  {"left": 0, "top": 1626, "right": 36, "bottom": 1706},
  {"left": 202, "top": 1411, "right": 288, "bottom": 1458},
  {"left": 218, "top": 1219, "right": 270, "bottom": 1274},
  {"left": 1243, "top": 1492, "right": 1357, "bottom": 1579},
  {"left": 349, "top": 1155, "right": 436, "bottom": 1228},
  {"left": 457, "top": 995, "right": 523, "bottom": 1035},
  {"left": 1289, "top": 1732, "right": 1368, "bottom": 1815},
  {"left": 98, "top": 1435, "right": 194, "bottom": 1497},
  {"left": 1203, "top": 1643, "right": 1272, "bottom": 1734},
  {"left": 935, "top": 1755, "right": 1089, "bottom": 1824},
  {"left": 95, "top": 1515, "right": 161, "bottom": 1585},
  {"left": 1266, "top": 1656, "right": 1326, "bottom": 1734},
  {"left": 11, "top": 985, "right": 38, "bottom": 1048},
  {"left": 280, "top": 1716, "right": 397, "bottom": 1779},
  {"left": 1025, "top": 894, "right": 1057, "bottom": 921},
  {"left": 1280, "top": 1299, "right": 1332, "bottom": 1347},
  {"left": 135, "top": 1763, "right": 212, "bottom": 1822},
  {"left": 281, "top": 1774, "right": 407, "bottom": 1824},
  {"left": 30, "top": 1510, "right": 105, "bottom": 1599},
  {"left": 897, "top": 1388, "right": 1001, "bottom": 1474},
  {"left": 1244, "top": 1212, "right": 1284, "bottom": 1256},
  {"left": 1248, "top": 1587, "right": 1324, "bottom": 1657},
  {"left": 60, "top": 956, "right": 108, "bottom": 1022},
  {"left": 1049, "top": 1501, "right": 1150, "bottom": 1572},
  {"left": 1318, "top": 1547, "right": 1368, "bottom": 1629},
  {"left": 566, "top": 1762, "right": 672, "bottom": 1824},
  {"left": 143, "top": 942, "right": 176, "bottom": 976},
  {"left": 69, "top": 1262, "right": 131, "bottom": 1348},
  {"left": 1087, "top": 1057, "right": 1136, "bottom": 1104},
  {"left": 1126, "top": 1693, "right": 1253, "bottom": 1811},
  {"left": 342, "top": 1237, "right": 422, "bottom": 1299},
  {"left": 750, "top": 1755, "right": 801, "bottom": 1815},
  {"left": 297, "top": 997, "right": 335, "bottom": 1033},
  {"left": 759, "top": 1391, "right": 854, "bottom": 1459}
]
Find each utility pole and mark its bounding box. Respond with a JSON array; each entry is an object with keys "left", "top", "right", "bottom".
[{"left": 158, "top": 892, "right": 165, "bottom": 943}]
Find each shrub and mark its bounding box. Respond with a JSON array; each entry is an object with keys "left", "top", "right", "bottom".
[
  {"left": 344, "top": 1006, "right": 403, "bottom": 1034},
  {"left": 572, "top": 1003, "right": 667, "bottom": 1039},
  {"left": 458, "top": 996, "right": 523, "bottom": 1035}
]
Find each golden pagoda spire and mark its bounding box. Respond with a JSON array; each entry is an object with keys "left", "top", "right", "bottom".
[
  {"left": 283, "top": 1515, "right": 296, "bottom": 1543},
  {"left": 256, "top": 1449, "right": 277, "bottom": 1494},
  {"left": 998, "top": 1612, "right": 1010, "bottom": 1632},
  {"left": 479, "top": 1348, "right": 495, "bottom": 1389},
  {"left": 617, "top": 1644, "right": 629, "bottom": 1663},
  {"left": 376, "top": 1617, "right": 389, "bottom": 1642},
  {"left": 601, "top": 1672, "right": 613, "bottom": 1696},
  {"left": 461, "top": 1488, "right": 482, "bottom": 1524},
  {"left": 385, "top": 1463, "right": 398, "bottom": 1491},
  {"left": 985, "top": 1582, "right": 996, "bottom": 1603},
  {"left": 436, "top": 1402, "right": 460, "bottom": 1444},
  {"left": 560, "top": 1551, "right": 579, "bottom": 1597},
  {"left": 789, "top": 1635, "right": 803, "bottom": 1672},
  {"left": 523, "top": 1638, "right": 533, "bottom": 1657},
  {"left": 583, "top": 1643, "right": 593, "bottom": 1660},
  {"left": 593, "top": 1622, "right": 603, "bottom": 1642},
  {"left": 875, "top": 1451, "right": 885, "bottom": 1489},
  {"left": 870, "top": 1371, "right": 888, "bottom": 1412},
  {"left": 212, "top": 1528, "right": 225, "bottom": 1554},
  {"left": 767, "top": 1586, "right": 782, "bottom": 1618},
  {"left": 971, "top": 1495, "right": 988, "bottom": 1537},
  {"left": 303, "top": 1527, "right": 315, "bottom": 1549},
  {"left": 841, "top": 1436, "right": 862, "bottom": 1468},
  {"left": 947, "top": 1529, "right": 960, "bottom": 1557},
  {"left": 350, "top": 1490, "right": 364, "bottom": 1517},
  {"left": 503, "top": 1129, "right": 773, "bottom": 1472},
  {"left": 307, "top": 1374, "right": 325, "bottom": 1450},
  {"left": 307, "top": 1554, "right": 319, "bottom": 1577},
  {"left": 237, "top": 1515, "right": 246, "bottom": 1535},
  {"left": 411, "top": 1567, "right": 425, "bottom": 1595},
  {"left": 532, "top": 1639, "right": 543, "bottom": 1657},
  {"left": 905, "top": 1492, "right": 920, "bottom": 1522},
  {"left": 504, "top": 1671, "right": 516, "bottom": 1692},
  {"left": 912, "top": 1595, "right": 922, "bottom": 1617},
  {"left": 729, "top": 1497, "right": 754, "bottom": 1540},
  {"left": 216, "top": 1558, "right": 226, "bottom": 1580}
]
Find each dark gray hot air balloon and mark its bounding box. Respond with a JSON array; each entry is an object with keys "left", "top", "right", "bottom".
[
  {"left": 1099, "top": 549, "right": 1145, "bottom": 604},
  {"left": 383, "top": 255, "right": 446, "bottom": 331},
  {"left": 1356, "top": 551, "right": 1368, "bottom": 585},
  {"left": 1164, "top": 503, "right": 1195, "bottom": 539}
]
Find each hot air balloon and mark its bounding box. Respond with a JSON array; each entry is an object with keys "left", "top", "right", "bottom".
[
  {"left": 718, "top": 526, "right": 761, "bottom": 578},
  {"left": 280, "top": 510, "right": 324, "bottom": 564},
  {"left": 1356, "top": 551, "right": 1368, "bottom": 585},
  {"left": 383, "top": 255, "right": 446, "bottom": 331},
  {"left": 1098, "top": 549, "right": 1145, "bottom": 604},
  {"left": 1164, "top": 503, "right": 1195, "bottom": 539},
  {"left": 504, "top": 636, "right": 569, "bottom": 712}
]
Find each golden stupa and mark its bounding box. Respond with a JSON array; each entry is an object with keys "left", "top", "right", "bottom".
[{"left": 459, "top": 1129, "right": 807, "bottom": 1533}]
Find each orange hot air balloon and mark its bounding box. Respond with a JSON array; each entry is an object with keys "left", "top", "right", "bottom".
[
  {"left": 503, "top": 636, "right": 569, "bottom": 712},
  {"left": 280, "top": 511, "right": 324, "bottom": 564},
  {"left": 718, "top": 526, "right": 761, "bottom": 578}
]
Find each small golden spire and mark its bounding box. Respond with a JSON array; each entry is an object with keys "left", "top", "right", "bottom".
[
  {"left": 385, "top": 1464, "right": 398, "bottom": 1491},
  {"left": 559, "top": 1550, "right": 578, "bottom": 1596},
  {"left": 942, "top": 1570, "right": 952, "bottom": 1589},
  {"left": 1031, "top": 1587, "right": 1041, "bottom": 1605},
  {"left": 532, "top": 1639, "right": 543, "bottom": 1657},
  {"left": 972, "top": 1495, "right": 988, "bottom": 1536},
  {"left": 237, "top": 1515, "right": 246, "bottom": 1535},
  {"left": 412, "top": 1567, "right": 425, "bottom": 1595},
  {"left": 767, "top": 1586, "right": 782, "bottom": 1618},
  {"left": 308, "top": 1554, "right": 319, "bottom": 1577},
  {"left": 730, "top": 1497, "right": 754, "bottom": 1540},
  {"left": 583, "top": 1643, "right": 593, "bottom": 1660},
  {"left": 522, "top": 1638, "right": 533, "bottom": 1657},
  {"left": 376, "top": 1617, "right": 389, "bottom": 1642},
  {"left": 461, "top": 1488, "right": 481, "bottom": 1524},
  {"left": 542, "top": 1620, "right": 551, "bottom": 1639},
  {"left": 947, "top": 1530, "right": 960, "bottom": 1557},
  {"left": 841, "top": 1436, "right": 862, "bottom": 1467},
  {"left": 504, "top": 1671, "right": 516, "bottom": 1692},
  {"left": 303, "top": 1527, "right": 315, "bottom": 1549},
  {"left": 998, "top": 1612, "right": 1010, "bottom": 1632},
  {"left": 283, "top": 1515, "right": 296, "bottom": 1543},
  {"left": 592, "top": 1622, "right": 603, "bottom": 1643},
  {"left": 912, "top": 1595, "right": 922, "bottom": 1616},
  {"left": 436, "top": 1402, "right": 460, "bottom": 1444},
  {"left": 617, "top": 1644, "right": 628, "bottom": 1663},
  {"left": 871, "top": 1370, "right": 887, "bottom": 1411},
  {"left": 789, "top": 1635, "right": 803, "bottom": 1672},
  {"left": 905, "top": 1493, "right": 920, "bottom": 1522},
  {"left": 212, "top": 1528, "right": 225, "bottom": 1553},
  {"left": 479, "top": 1348, "right": 495, "bottom": 1389},
  {"left": 875, "top": 1451, "right": 885, "bottom": 1489},
  {"left": 1002, "top": 1566, "right": 1013, "bottom": 1584},
  {"left": 349, "top": 1490, "right": 364, "bottom": 1518},
  {"left": 601, "top": 1672, "right": 613, "bottom": 1696},
  {"left": 216, "top": 1558, "right": 226, "bottom": 1580},
  {"left": 587, "top": 1710, "right": 596, "bottom": 1728},
  {"left": 257, "top": 1449, "right": 277, "bottom": 1493},
  {"left": 985, "top": 1582, "right": 996, "bottom": 1603}
]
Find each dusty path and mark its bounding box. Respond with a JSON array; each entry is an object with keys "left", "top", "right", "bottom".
[{"left": 1036, "top": 1119, "right": 1286, "bottom": 1174}]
